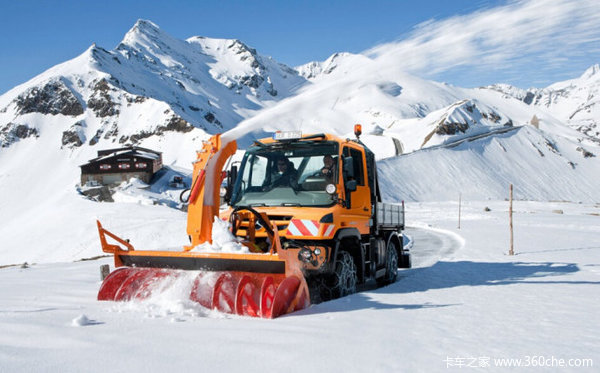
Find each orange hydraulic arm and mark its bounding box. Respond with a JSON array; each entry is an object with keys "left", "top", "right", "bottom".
[{"left": 185, "top": 134, "right": 237, "bottom": 248}]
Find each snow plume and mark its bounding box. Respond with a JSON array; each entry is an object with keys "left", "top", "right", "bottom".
[{"left": 366, "top": 0, "right": 600, "bottom": 87}]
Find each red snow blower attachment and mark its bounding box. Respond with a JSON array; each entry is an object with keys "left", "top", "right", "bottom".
[{"left": 96, "top": 134, "right": 310, "bottom": 318}]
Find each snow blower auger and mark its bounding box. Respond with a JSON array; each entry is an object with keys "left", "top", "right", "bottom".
[{"left": 96, "top": 134, "right": 310, "bottom": 318}]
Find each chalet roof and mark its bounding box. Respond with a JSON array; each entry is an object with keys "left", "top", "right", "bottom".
[
  {"left": 96, "top": 146, "right": 161, "bottom": 157},
  {"left": 80, "top": 146, "right": 161, "bottom": 167}
]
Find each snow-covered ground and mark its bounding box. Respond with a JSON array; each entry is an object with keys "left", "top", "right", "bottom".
[{"left": 1, "top": 201, "right": 598, "bottom": 372}]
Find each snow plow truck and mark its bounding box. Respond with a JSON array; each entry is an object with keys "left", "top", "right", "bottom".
[{"left": 96, "top": 125, "right": 410, "bottom": 318}]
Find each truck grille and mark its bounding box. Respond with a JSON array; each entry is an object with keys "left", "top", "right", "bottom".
[{"left": 236, "top": 214, "right": 293, "bottom": 234}]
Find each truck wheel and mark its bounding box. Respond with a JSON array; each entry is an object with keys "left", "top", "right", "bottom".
[
  {"left": 320, "top": 251, "right": 357, "bottom": 300},
  {"left": 378, "top": 240, "right": 398, "bottom": 285}
]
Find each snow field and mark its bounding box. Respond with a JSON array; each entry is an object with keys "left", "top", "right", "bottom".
[{"left": 1, "top": 201, "right": 598, "bottom": 372}]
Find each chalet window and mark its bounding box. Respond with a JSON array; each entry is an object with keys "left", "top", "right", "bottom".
[
  {"left": 135, "top": 162, "right": 147, "bottom": 169},
  {"left": 99, "top": 164, "right": 111, "bottom": 170},
  {"left": 118, "top": 163, "right": 131, "bottom": 170}
]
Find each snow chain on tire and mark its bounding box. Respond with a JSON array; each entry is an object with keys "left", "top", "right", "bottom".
[
  {"left": 319, "top": 251, "right": 357, "bottom": 300},
  {"left": 380, "top": 240, "right": 399, "bottom": 285}
]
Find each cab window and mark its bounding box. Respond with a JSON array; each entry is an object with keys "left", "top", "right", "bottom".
[{"left": 342, "top": 147, "right": 365, "bottom": 186}]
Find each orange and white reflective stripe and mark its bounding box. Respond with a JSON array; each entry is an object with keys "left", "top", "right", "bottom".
[
  {"left": 323, "top": 224, "right": 335, "bottom": 238},
  {"left": 286, "top": 219, "right": 336, "bottom": 238},
  {"left": 287, "top": 219, "right": 319, "bottom": 236}
]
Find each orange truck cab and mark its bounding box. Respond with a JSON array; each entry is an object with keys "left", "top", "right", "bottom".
[{"left": 219, "top": 130, "right": 410, "bottom": 301}]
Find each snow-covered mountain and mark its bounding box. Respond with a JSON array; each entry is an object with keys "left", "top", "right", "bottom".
[
  {"left": 0, "top": 20, "right": 307, "bottom": 158},
  {"left": 1, "top": 19, "right": 598, "bottom": 165},
  {"left": 485, "top": 64, "right": 600, "bottom": 141},
  {"left": 295, "top": 52, "right": 373, "bottom": 80},
  {"left": 230, "top": 57, "right": 600, "bottom": 202}
]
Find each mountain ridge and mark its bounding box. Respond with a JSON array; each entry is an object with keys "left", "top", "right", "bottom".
[
  {"left": 0, "top": 20, "right": 598, "bottom": 190},
  {"left": 0, "top": 19, "right": 307, "bottom": 154},
  {"left": 484, "top": 64, "right": 600, "bottom": 141}
]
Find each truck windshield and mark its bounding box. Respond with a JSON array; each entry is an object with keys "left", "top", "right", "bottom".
[{"left": 231, "top": 142, "right": 339, "bottom": 207}]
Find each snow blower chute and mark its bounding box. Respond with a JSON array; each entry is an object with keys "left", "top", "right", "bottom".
[{"left": 96, "top": 134, "right": 310, "bottom": 318}]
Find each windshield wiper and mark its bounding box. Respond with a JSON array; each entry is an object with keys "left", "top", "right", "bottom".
[
  {"left": 249, "top": 203, "right": 266, "bottom": 207},
  {"left": 280, "top": 203, "right": 301, "bottom": 206}
]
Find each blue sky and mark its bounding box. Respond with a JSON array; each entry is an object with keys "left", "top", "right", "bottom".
[{"left": 0, "top": 0, "right": 598, "bottom": 94}]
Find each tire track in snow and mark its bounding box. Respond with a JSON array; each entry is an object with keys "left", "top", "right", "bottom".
[{"left": 404, "top": 226, "right": 464, "bottom": 268}]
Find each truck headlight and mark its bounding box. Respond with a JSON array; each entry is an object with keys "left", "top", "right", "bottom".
[{"left": 326, "top": 184, "right": 337, "bottom": 195}]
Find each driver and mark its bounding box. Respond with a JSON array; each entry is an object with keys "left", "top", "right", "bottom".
[
  {"left": 264, "top": 156, "right": 298, "bottom": 189},
  {"left": 319, "top": 154, "right": 336, "bottom": 180}
]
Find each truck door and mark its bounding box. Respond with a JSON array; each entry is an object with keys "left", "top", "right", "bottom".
[{"left": 342, "top": 146, "right": 371, "bottom": 234}]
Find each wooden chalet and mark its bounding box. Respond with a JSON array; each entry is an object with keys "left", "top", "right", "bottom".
[{"left": 80, "top": 146, "right": 163, "bottom": 185}]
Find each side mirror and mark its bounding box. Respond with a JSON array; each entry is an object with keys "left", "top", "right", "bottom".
[
  {"left": 225, "top": 165, "right": 237, "bottom": 203},
  {"left": 343, "top": 156, "right": 354, "bottom": 179},
  {"left": 346, "top": 179, "right": 357, "bottom": 192}
]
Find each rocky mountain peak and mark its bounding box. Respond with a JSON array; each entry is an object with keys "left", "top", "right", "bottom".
[
  {"left": 124, "top": 19, "right": 162, "bottom": 41},
  {"left": 435, "top": 99, "right": 509, "bottom": 135},
  {"left": 581, "top": 63, "right": 600, "bottom": 80},
  {"left": 227, "top": 39, "right": 257, "bottom": 56},
  {"left": 296, "top": 52, "right": 371, "bottom": 80},
  {"left": 118, "top": 19, "right": 180, "bottom": 55}
]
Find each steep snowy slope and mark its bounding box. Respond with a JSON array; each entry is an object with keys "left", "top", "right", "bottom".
[{"left": 379, "top": 125, "right": 600, "bottom": 202}]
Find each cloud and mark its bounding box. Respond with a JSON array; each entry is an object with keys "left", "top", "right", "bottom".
[
  {"left": 223, "top": 0, "right": 600, "bottom": 142},
  {"left": 366, "top": 0, "right": 600, "bottom": 87}
]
